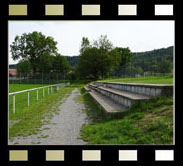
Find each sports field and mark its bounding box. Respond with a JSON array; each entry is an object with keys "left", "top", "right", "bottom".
[
  {"left": 101, "top": 76, "right": 173, "bottom": 84},
  {"left": 9, "top": 84, "right": 50, "bottom": 120}
]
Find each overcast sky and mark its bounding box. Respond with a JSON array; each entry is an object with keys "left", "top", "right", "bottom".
[{"left": 9, "top": 21, "right": 174, "bottom": 64}]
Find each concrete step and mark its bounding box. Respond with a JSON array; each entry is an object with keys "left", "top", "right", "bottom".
[
  {"left": 89, "top": 84, "right": 150, "bottom": 108},
  {"left": 89, "top": 84, "right": 100, "bottom": 88},
  {"left": 94, "top": 81, "right": 173, "bottom": 97},
  {"left": 89, "top": 84, "right": 99, "bottom": 89},
  {"left": 99, "top": 86, "right": 150, "bottom": 100},
  {"left": 84, "top": 86, "right": 91, "bottom": 92},
  {"left": 88, "top": 89, "right": 128, "bottom": 113}
]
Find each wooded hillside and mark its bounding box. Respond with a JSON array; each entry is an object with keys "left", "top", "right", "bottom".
[{"left": 64, "top": 46, "right": 173, "bottom": 68}]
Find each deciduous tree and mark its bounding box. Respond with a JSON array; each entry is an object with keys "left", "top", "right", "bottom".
[{"left": 10, "top": 31, "right": 58, "bottom": 73}]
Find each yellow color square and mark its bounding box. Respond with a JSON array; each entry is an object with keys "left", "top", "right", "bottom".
[
  {"left": 9, "top": 150, "right": 28, "bottom": 161},
  {"left": 46, "top": 150, "right": 64, "bottom": 161},
  {"left": 9, "top": 5, "right": 27, "bottom": 16},
  {"left": 45, "top": 5, "right": 64, "bottom": 15},
  {"left": 82, "top": 5, "right": 100, "bottom": 15}
]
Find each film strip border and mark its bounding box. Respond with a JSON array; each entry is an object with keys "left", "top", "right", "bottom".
[
  {"left": 8, "top": 4, "right": 174, "bottom": 16},
  {"left": 1, "top": 1, "right": 179, "bottom": 166},
  {"left": 7, "top": 149, "right": 175, "bottom": 162}
]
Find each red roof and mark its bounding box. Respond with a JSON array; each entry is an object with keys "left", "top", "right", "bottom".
[{"left": 9, "top": 69, "right": 18, "bottom": 76}]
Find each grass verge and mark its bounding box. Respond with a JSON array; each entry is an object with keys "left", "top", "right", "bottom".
[
  {"left": 100, "top": 76, "right": 173, "bottom": 84},
  {"left": 9, "top": 84, "right": 50, "bottom": 119},
  {"left": 78, "top": 87, "right": 173, "bottom": 144},
  {"left": 9, "top": 86, "right": 74, "bottom": 139}
]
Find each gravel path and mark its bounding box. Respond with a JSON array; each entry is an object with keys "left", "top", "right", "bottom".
[{"left": 9, "top": 88, "right": 89, "bottom": 145}]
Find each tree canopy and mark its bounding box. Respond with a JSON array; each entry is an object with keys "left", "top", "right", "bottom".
[
  {"left": 11, "top": 31, "right": 70, "bottom": 75},
  {"left": 78, "top": 35, "right": 133, "bottom": 80},
  {"left": 16, "top": 59, "right": 32, "bottom": 76},
  {"left": 10, "top": 31, "right": 58, "bottom": 73}
]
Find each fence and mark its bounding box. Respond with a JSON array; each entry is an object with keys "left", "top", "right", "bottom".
[
  {"left": 9, "top": 72, "right": 66, "bottom": 84},
  {"left": 9, "top": 82, "right": 70, "bottom": 114},
  {"left": 110, "top": 71, "right": 173, "bottom": 79},
  {"left": 110, "top": 60, "right": 173, "bottom": 78}
]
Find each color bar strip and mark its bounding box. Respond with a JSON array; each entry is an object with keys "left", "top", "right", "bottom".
[
  {"left": 119, "top": 150, "right": 137, "bottom": 161},
  {"left": 155, "top": 150, "right": 174, "bottom": 161},
  {"left": 46, "top": 150, "right": 64, "bottom": 161},
  {"left": 9, "top": 150, "right": 28, "bottom": 161},
  {"left": 9, "top": 5, "right": 27, "bottom": 16},
  {"left": 118, "top": 5, "right": 137, "bottom": 15},
  {"left": 82, "top": 5, "right": 100, "bottom": 16},
  {"left": 155, "top": 5, "right": 173, "bottom": 15},
  {"left": 82, "top": 150, "right": 101, "bottom": 161},
  {"left": 45, "top": 5, "right": 64, "bottom": 15}
]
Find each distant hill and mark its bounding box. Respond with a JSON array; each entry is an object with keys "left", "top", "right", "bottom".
[
  {"left": 132, "top": 46, "right": 173, "bottom": 62},
  {"left": 65, "top": 56, "right": 79, "bottom": 67},
  {"left": 64, "top": 46, "right": 173, "bottom": 67},
  {"left": 131, "top": 46, "right": 173, "bottom": 72},
  {"left": 9, "top": 64, "right": 17, "bottom": 69}
]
